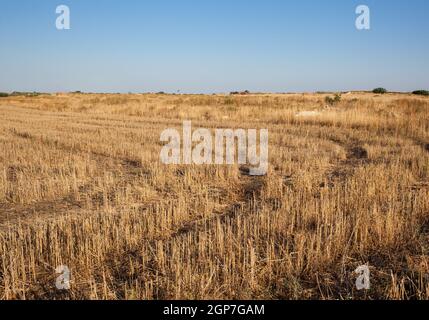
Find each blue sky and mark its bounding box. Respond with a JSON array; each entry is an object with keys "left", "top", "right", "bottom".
[{"left": 0, "top": 0, "right": 428, "bottom": 93}]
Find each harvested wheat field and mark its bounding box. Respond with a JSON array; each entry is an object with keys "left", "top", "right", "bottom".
[{"left": 0, "top": 92, "right": 428, "bottom": 300}]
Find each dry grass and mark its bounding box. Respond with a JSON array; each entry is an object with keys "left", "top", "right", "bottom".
[{"left": 0, "top": 92, "right": 428, "bottom": 300}]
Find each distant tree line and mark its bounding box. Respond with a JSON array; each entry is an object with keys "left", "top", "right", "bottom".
[
  {"left": 372, "top": 88, "right": 429, "bottom": 96},
  {"left": 0, "top": 91, "right": 45, "bottom": 97},
  {"left": 230, "top": 90, "right": 251, "bottom": 95},
  {"left": 412, "top": 90, "right": 429, "bottom": 96},
  {"left": 0, "top": 89, "right": 428, "bottom": 98}
]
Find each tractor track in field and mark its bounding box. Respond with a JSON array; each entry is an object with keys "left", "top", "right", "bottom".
[
  {"left": 320, "top": 137, "right": 370, "bottom": 189},
  {"left": 170, "top": 172, "right": 266, "bottom": 239},
  {"left": 4, "top": 116, "right": 267, "bottom": 238},
  {"left": 1, "top": 124, "right": 150, "bottom": 228}
]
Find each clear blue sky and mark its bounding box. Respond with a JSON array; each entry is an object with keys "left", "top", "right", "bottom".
[{"left": 0, "top": 0, "right": 428, "bottom": 93}]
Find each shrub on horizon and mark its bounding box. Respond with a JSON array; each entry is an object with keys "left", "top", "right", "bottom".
[
  {"left": 412, "top": 90, "right": 429, "bottom": 96},
  {"left": 372, "top": 88, "right": 387, "bottom": 94}
]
